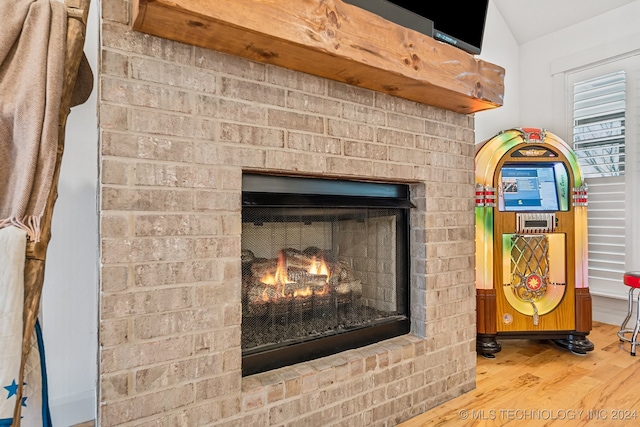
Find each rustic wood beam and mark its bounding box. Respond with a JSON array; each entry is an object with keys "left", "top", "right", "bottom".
[{"left": 132, "top": 0, "right": 504, "bottom": 114}]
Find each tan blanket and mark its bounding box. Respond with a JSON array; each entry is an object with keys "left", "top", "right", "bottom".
[{"left": 0, "top": 0, "right": 67, "bottom": 242}]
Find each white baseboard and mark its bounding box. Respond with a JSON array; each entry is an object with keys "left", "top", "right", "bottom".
[
  {"left": 592, "top": 294, "right": 629, "bottom": 327},
  {"left": 49, "top": 390, "right": 95, "bottom": 427}
]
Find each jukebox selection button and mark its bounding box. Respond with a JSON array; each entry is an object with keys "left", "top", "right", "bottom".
[{"left": 526, "top": 274, "right": 542, "bottom": 291}]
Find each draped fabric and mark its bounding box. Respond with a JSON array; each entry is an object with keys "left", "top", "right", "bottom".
[
  {"left": 0, "top": 1, "right": 65, "bottom": 424},
  {"left": 0, "top": 227, "right": 52, "bottom": 426},
  {"left": 0, "top": 226, "right": 26, "bottom": 425},
  {"left": 0, "top": 0, "right": 67, "bottom": 242}
]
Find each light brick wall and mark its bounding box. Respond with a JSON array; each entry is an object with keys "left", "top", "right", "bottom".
[
  {"left": 99, "top": 2, "right": 477, "bottom": 425},
  {"left": 338, "top": 216, "right": 398, "bottom": 312}
]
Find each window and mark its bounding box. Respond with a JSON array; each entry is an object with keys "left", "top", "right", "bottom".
[
  {"left": 566, "top": 56, "right": 639, "bottom": 299},
  {"left": 573, "top": 71, "right": 626, "bottom": 178}
]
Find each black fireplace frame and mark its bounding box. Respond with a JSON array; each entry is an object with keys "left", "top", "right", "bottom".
[{"left": 241, "top": 173, "right": 412, "bottom": 376}]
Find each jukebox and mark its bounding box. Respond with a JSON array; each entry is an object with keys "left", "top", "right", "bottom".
[{"left": 475, "top": 128, "right": 594, "bottom": 357}]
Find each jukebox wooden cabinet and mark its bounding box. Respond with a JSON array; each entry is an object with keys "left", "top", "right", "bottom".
[{"left": 475, "top": 128, "right": 594, "bottom": 357}]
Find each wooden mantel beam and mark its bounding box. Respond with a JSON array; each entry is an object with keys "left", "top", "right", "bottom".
[{"left": 132, "top": 0, "right": 504, "bottom": 114}]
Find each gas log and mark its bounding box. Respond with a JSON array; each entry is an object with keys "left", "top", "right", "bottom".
[{"left": 242, "top": 247, "right": 362, "bottom": 311}]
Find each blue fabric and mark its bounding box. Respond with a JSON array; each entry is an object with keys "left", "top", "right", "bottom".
[
  {"left": 35, "top": 320, "right": 52, "bottom": 427},
  {"left": 1, "top": 321, "right": 51, "bottom": 426}
]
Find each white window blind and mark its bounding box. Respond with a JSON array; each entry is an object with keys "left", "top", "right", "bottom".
[
  {"left": 572, "top": 69, "right": 628, "bottom": 298},
  {"left": 582, "top": 175, "right": 626, "bottom": 294},
  {"left": 573, "top": 71, "right": 626, "bottom": 178}
]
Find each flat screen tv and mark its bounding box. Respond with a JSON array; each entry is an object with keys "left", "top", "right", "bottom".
[
  {"left": 342, "top": 0, "right": 434, "bottom": 38},
  {"left": 342, "top": 0, "right": 489, "bottom": 54},
  {"left": 499, "top": 163, "right": 564, "bottom": 212}
]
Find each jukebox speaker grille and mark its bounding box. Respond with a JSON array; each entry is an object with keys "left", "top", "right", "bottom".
[{"left": 508, "top": 235, "right": 551, "bottom": 324}]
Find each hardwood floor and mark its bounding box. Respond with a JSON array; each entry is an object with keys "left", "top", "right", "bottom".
[
  {"left": 67, "top": 323, "right": 637, "bottom": 427},
  {"left": 399, "top": 322, "right": 640, "bottom": 426}
]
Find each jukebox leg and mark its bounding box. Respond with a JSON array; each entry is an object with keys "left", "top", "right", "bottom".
[
  {"left": 477, "top": 290, "right": 500, "bottom": 358},
  {"left": 477, "top": 334, "right": 501, "bottom": 358},
  {"left": 553, "top": 333, "right": 594, "bottom": 355}
]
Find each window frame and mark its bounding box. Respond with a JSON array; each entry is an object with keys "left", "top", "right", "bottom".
[{"left": 553, "top": 54, "right": 640, "bottom": 299}]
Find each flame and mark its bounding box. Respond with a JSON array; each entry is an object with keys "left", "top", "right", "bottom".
[
  {"left": 294, "top": 286, "right": 312, "bottom": 298},
  {"left": 258, "top": 251, "right": 293, "bottom": 300},
  {"left": 256, "top": 251, "right": 332, "bottom": 302},
  {"left": 260, "top": 287, "right": 270, "bottom": 302},
  {"left": 258, "top": 269, "right": 279, "bottom": 302},
  {"left": 309, "top": 255, "right": 330, "bottom": 295},
  {"left": 309, "top": 256, "right": 331, "bottom": 281},
  {"left": 260, "top": 273, "right": 277, "bottom": 286}
]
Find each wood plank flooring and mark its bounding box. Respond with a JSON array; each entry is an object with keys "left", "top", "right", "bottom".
[{"left": 399, "top": 322, "right": 640, "bottom": 427}]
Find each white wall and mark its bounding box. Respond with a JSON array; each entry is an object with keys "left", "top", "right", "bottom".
[
  {"left": 474, "top": 0, "right": 521, "bottom": 144},
  {"left": 518, "top": 0, "right": 640, "bottom": 141},
  {"left": 41, "top": 2, "right": 99, "bottom": 425}
]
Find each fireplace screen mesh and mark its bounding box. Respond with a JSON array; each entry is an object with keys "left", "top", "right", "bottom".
[{"left": 241, "top": 175, "right": 410, "bottom": 375}]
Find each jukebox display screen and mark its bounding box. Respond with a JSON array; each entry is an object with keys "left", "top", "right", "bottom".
[{"left": 498, "top": 163, "right": 566, "bottom": 212}]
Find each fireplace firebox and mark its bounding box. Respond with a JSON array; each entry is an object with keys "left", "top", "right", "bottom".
[{"left": 241, "top": 174, "right": 412, "bottom": 376}]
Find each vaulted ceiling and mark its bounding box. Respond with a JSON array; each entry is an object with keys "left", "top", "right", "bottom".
[{"left": 492, "top": 0, "right": 636, "bottom": 45}]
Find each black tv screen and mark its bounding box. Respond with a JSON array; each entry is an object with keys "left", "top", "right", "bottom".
[
  {"left": 342, "top": 0, "right": 434, "bottom": 38},
  {"left": 343, "top": 0, "right": 489, "bottom": 54}
]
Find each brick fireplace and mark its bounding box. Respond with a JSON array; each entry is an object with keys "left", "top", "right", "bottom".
[{"left": 99, "top": 3, "right": 480, "bottom": 426}]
